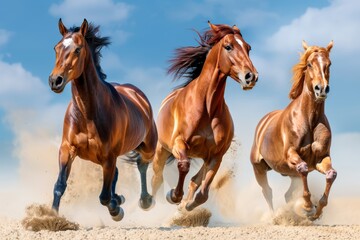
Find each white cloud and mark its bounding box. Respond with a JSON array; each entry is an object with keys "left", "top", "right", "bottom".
[
  {"left": 0, "top": 29, "right": 12, "bottom": 47},
  {"left": 0, "top": 61, "right": 51, "bottom": 109},
  {"left": 49, "top": 0, "right": 133, "bottom": 25},
  {"left": 265, "top": 0, "right": 360, "bottom": 54},
  {"left": 253, "top": 0, "right": 360, "bottom": 90}
]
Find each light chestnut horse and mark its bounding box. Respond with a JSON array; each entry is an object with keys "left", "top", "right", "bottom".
[
  {"left": 151, "top": 22, "right": 258, "bottom": 211},
  {"left": 250, "top": 41, "right": 336, "bottom": 220},
  {"left": 48, "top": 19, "right": 157, "bottom": 221}
]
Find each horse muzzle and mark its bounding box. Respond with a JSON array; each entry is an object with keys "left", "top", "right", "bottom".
[
  {"left": 314, "top": 84, "right": 329, "bottom": 102},
  {"left": 49, "top": 75, "right": 66, "bottom": 93},
  {"left": 238, "top": 71, "right": 258, "bottom": 90}
]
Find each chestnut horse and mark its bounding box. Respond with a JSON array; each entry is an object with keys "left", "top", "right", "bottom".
[
  {"left": 48, "top": 19, "right": 157, "bottom": 221},
  {"left": 250, "top": 41, "right": 337, "bottom": 220},
  {"left": 151, "top": 22, "right": 258, "bottom": 211}
]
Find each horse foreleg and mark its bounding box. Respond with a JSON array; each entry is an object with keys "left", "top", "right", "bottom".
[
  {"left": 182, "top": 163, "right": 206, "bottom": 206},
  {"left": 111, "top": 167, "right": 125, "bottom": 206},
  {"left": 296, "top": 161, "right": 315, "bottom": 214},
  {"left": 137, "top": 155, "right": 154, "bottom": 210},
  {"left": 100, "top": 159, "right": 124, "bottom": 221},
  {"left": 185, "top": 158, "right": 221, "bottom": 211},
  {"left": 52, "top": 145, "right": 75, "bottom": 212},
  {"left": 167, "top": 138, "right": 190, "bottom": 204},
  {"left": 287, "top": 148, "right": 314, "bottom": 214},
  {"left": 311, "top": 156, "right": 337, "bottom": 220}
]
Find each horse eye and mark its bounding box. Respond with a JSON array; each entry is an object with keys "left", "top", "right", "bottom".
[
  {"left": 307, "top": 62, "right": 312, "bottom": 68},
  {"left": 224, "top": 45, "right": 232, "bottom": 51},
  {"left": 75, "top": 48, "right": 81, "bottom": 55}
]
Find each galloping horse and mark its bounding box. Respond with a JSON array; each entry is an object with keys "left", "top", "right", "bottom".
[
  {"left": 151, "top": 22, "right": 258, "bottom": 211},
  {"left": 48, "top": 19, "right": 157, "bottom": 221},
  {"left": 250, "top": 41, "right": 336, "bottom": 220}
]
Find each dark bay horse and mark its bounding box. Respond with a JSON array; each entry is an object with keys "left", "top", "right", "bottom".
[
  {"left": 48, "top": 19, "right": 157, "bottom": 221},
  {"left": 250, "top": 41, "right": 336, "bottom": 220},
  {"left": 151, "top": 22, "right": 258, "bottom": 211}
]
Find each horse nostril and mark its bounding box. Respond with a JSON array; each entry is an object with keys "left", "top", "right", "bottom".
[
  {"left": 55, "top": 76, "right": 63, "bottom": 87},
  {"left": 325, "top": 85, "right": 330, "bottom": 94},
  {"left": 314, "top": 85, "right": 320, "bottom": 91},
  {"left": 245, "top": 72, "right": 254, "bottom": 84}
]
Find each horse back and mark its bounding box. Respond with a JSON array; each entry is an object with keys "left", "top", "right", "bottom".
[{"left": 112, "top": 83, "right": 154, "bottom": 122}]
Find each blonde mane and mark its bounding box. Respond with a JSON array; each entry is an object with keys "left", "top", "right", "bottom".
[{"left": 289, "top": 46, "right": 327, "bottom": 99}]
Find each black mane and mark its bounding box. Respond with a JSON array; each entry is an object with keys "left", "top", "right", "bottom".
[{"left": 69, "top": 23, "right": 110, "bottom": 81}]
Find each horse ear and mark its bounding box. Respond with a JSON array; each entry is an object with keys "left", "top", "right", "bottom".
[
  {"left": 58, "top": 18, "right": 68, "bottom": 36},
  {"left": 80, "top": 19, "right": 88, "bottom": 36},
  {"left": 326, "top": 40, "right": 334, "bottom": 52},
  {"left": 302, "top": 40, "right": 309, "bottom": 50},
  {"left": 232, "top": 25, "right": 240, "bottom": 33},
  {"left": 208, "top": 20, "right": 219, "bottom": 32}
]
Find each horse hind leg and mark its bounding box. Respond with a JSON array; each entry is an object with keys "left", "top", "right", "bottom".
[
  {"left": 135, "top": 123, "right": 158, "bottom": 210},
  {"left": 136, "top": 152, "right": 154, "bottom": 210},
  {"left": 285, "top": 176, "right": 301, "bottom": 203},
  {"left": 253, "top": 161, "right": 274, "bottom": 212},
  {"left": 151, "top": 143, "right": 172, "bottom": 201}
]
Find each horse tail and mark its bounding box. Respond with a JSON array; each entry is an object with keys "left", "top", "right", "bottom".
[{"left": 120, "top": 151, "right": 175, "bottom": 165}]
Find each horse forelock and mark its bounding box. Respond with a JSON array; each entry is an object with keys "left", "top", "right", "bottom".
[
  {"left": 69, "top": 23, "right": 110, "bottom": 81},
  {"left": 289, "top": 46, "right": 329, "bottom": 100},
  {"left": 170, "top": 24, "right": 240, "bottom": 89}
]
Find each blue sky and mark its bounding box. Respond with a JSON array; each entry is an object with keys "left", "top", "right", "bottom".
[{"left": 0, "top": 0, "right": 360, "bottom": 200}]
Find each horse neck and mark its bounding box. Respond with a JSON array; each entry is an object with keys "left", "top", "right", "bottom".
[
  {"left": 295, "top": 73, "right": 325, "bottom": 126},
  {"left": 71, "top": 50, "right": 107, "bottom": 119},
  {"left": 195, "top": 44, "right": 227, "bottom": 116}
]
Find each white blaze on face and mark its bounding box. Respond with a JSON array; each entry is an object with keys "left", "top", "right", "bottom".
[
  {"left": 235, "top": 37, "right": 244, "bottom": 49},
  {"left": 63, "top": 37, "right": 73, "bottom": 48},
  {"left": 318, "top": 55, "right": 326, "bottom": 81}
]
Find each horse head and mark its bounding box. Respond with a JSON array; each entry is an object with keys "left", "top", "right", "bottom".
[
  {"left": 302, "top": 40, "right": 333, "bottom": 102},
  {"left": 48, "top": 19, "right": 89, "bottom": 93},
  {"left": 208, "top": 22, "right": 258, "bottom": 90}
]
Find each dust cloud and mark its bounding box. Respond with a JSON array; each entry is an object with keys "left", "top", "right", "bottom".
[{"left": 0, "top": 123, "right": 359, "bottom": 231}]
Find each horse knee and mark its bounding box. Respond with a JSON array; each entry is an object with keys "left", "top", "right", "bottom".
[
  {"left": 177, "top": 159, "right": 190, "bottom": 173},
  {"left": 296, "top": 162, "right": 309, "bottom": 175},
  {"left": 326, "top": 169, "right": 337, "bottom": 182}
]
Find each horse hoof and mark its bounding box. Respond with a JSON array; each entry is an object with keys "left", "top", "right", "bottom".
[
  {"left": 111, "top": 206, "right": 124, "bottom": 222},
  {"left": 185, "top": 202, "right": 195, "bottom": 211},
  {"left": 301, "top": 205, "right": 316, "bottom": 219},
  {"left": 138, "top": 195, "right": 155, "bottom": 211},
  {"left": 114, "top": 194, "right": 125, "bottom": 205},
  {"left": 166, "top": 189, "right": 181, "bottom": 205}
]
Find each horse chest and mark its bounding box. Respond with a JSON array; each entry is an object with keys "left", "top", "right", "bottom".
[
  {"left": 187, "top": 120, "right": 231, "bottom": 158},
  {"left": 72, "top": 121, "right": 113, "bottom": 162}
]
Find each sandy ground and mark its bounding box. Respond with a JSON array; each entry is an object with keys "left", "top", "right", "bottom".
[
  {"left": 1, "top": 141, "right": 360, "bottom": 240},
  {"left": 1, "top": 217, "right": 360, "bottom": 240}
]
